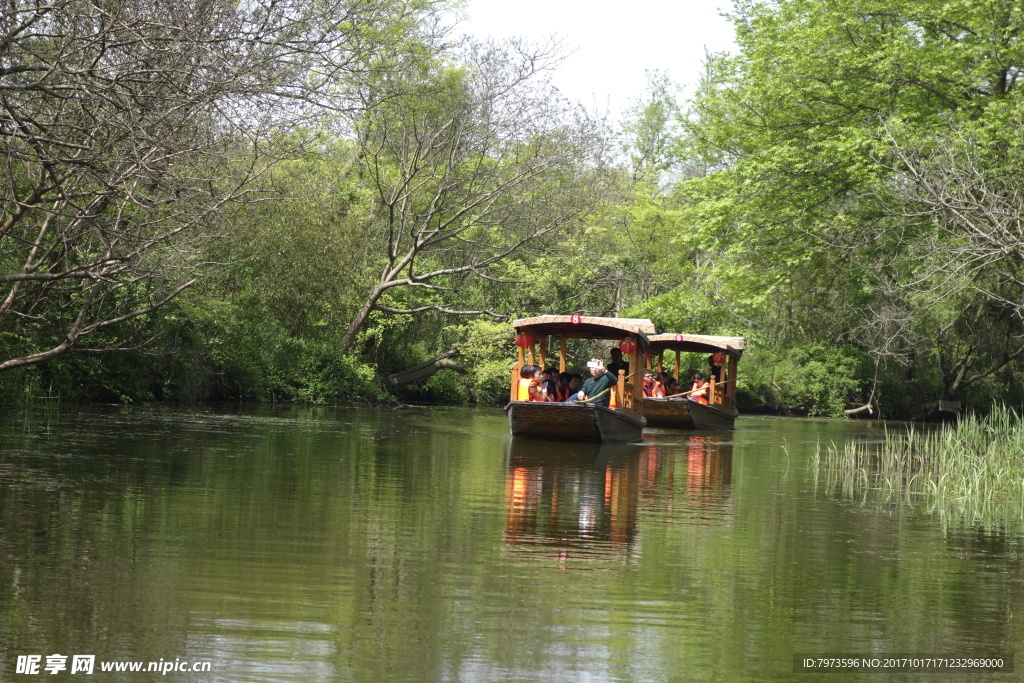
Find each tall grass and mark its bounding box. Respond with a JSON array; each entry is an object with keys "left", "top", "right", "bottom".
[{"left": 814, "top": 405, "right": 1024, "bottom": 533}]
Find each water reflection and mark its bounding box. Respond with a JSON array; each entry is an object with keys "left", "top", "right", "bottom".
[
  {"left": 6, "top": 408, "right": 1021, "bottom": 681},
  {"left": 680, "top": 434, "right": 734, "bottom": 522},
  {"left": 503, "top": 434, "right": 736, "bottom": 569}
]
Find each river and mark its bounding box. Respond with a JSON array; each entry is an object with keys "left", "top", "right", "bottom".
[{"left": 0, "top": 405, "right": 1020, "bottom": 681}]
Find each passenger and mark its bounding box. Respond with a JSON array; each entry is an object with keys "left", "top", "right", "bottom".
[
  {"left": 539, "top": 367, "right": 557, "bottom": 400},
  {"left": 552, "top": 372, "right": 572, "bottom": 402},
  {"left": 531, "top": 366, "right": 549, "bottom": 401},
  {"left": 564, "top": 373, "right": 584, "bottom": 402},
  {"left": 642, "top": 369, "right": 657, "bottom": 397},
  {"left": 606, "top": 347, "right": 629, "bottom": 378},
  {"left": 663, "top": 374, "right": 678, "bottom": 397},
  {"left": 643, "top": 369, "right": 665, "bottom": 398},
  {"left": 516, "top": 365, "right": 536, "bottom": 401},
  {"left": 689, "top": 371, "right": 710, "bottom": 405},
  {"left": 577, "top": 359, "right": 616, "bottom": 407},
  {"left": 516, "top": 364, "right": 546, "bottom": 402}
]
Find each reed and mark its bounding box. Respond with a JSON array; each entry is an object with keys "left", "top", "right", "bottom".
[{"left": 814, "top": 405, "right": 1024, "bottom": 533}]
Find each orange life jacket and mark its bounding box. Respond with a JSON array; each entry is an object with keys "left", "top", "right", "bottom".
[
  {"left": 691, "top": 380, "right": 709, "bottom": 404},
  {"left": 528, "top": 379, "right": 546, "bottom": 402},
  {"left": 517, "top": 378, "right": 532, "bottom": 401}
]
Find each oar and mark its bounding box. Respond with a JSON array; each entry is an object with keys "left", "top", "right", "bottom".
[
  {"left": 573, "top": 370, "right": 651, "bottom": 403},
  {"left": 576, "top": 386, "right": 613, "bottom": 404},
  {"left": 576, "top": 368, "right": 651, "bottom": 404},
  {"left": 663, "top": 378, "right": 737, "bottom": 401}
]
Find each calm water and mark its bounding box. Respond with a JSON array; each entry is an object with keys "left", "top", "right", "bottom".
[{"left": 0, "top": 405, "right": 1021, "bottom": 681}]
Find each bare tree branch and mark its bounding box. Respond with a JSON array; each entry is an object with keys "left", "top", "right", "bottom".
[{"left": 0, "top": 0, "right": 422, "bottom": 369}]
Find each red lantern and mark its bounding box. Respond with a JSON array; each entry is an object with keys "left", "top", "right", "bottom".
[
  {"left": 619, "top": 338, "right": 636, "bottom": 355},
  {"left": 711, "top": 352, "right": 725, "bottom": 366},
  {"left": 514, "top": 333, "right": 535, "bottom": 348}
]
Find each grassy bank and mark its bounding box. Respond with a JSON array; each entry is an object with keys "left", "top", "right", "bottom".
[{"left": 814, "top": 405, "right": 1024, "bottom": 533}]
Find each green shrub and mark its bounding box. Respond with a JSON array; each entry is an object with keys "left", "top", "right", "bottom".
[
  {"left": 740, "top": 343, "right": 867, "bottom": 417},
  {"left": 292, "top": 343, "right": 389, "bottom": 404}
]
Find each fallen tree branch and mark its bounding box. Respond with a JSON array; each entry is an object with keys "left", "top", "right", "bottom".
[{"left": 380, "top": 349, "right": 467, "bottom": 387}]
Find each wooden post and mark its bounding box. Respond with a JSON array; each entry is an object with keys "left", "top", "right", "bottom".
[
  {"left": 674, "top": 350, "right": 680, "bottom": 380},
  {"left": 617, "top": 370, "right": 626, "bottom": 412},
  {"left": 728, "top": 355, "right": 738, "bottom": 410},
  {"left": 539, "top": 338, "right": 547, "bottom": 369},
  {"left": 559, "top": 335, "right": 566, "bottom": 373},
  {"left": 512, "top": 347, "right": 524, "bottom": 401}
]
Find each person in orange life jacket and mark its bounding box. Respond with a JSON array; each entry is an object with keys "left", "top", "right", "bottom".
[
  {"left": 541, "top": 366, "right": 559, "bottom": 400},
  {"left": 516, "top": 365, "right": 547, "bottom": 401},
  {"left": 663, "top": 374, "right": 678, "bottom": 397},
  {"left": 642, "top": 369, "right": 664, "bottom": 398},
  {"left": 552, "top": 372, "right": 572, "bottom": 402},
  {"left": 689, "top": 371, "right": 710, "bottom": 404},
  {"left": 564, "top": 373, "right": 584, "bottom": 402}
]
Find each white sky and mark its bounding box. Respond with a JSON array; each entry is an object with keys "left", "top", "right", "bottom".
[{"left": 454, "top": 0, "right": 738, "bottom": 119}]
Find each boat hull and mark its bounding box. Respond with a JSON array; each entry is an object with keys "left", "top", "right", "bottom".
[
  {"left": 504, "top": 401, "right": 646, "bottom": 442},
  {"left": 642, "top": 397, "right": 738, "bottom": 430}
]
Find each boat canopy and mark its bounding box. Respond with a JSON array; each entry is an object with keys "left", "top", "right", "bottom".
[
  {"left": 512, "top": 315, "right": 654, "bottom": 350},
  {"left": 648, "top": 333, "right": 745, "bottom": 360}
]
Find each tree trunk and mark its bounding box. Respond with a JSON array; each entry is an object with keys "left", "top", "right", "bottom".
[{"left": 380, "top": 349, "right": 466, "bottom": 388}]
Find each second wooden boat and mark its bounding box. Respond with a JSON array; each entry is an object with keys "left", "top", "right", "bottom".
[{"left": 643, "top": 333, "right": 745, "bottom": 430}]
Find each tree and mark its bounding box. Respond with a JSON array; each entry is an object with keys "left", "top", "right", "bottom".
[
  {"left": 338, "top": 38, "right": 606, "bottom": 350},
  {"left": 0, "top": 0, "right": 434, "bottom": 371},
  {"left": 682, "top": 0, "right": 1024, "bottom": 407}
]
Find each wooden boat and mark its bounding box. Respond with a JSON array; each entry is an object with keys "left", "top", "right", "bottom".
[
  {"left": 504, "top": 315, "right": 654, "bottom": 442},
  {"left": 642, "top": 333, "right": 745, "bottom": 430}
]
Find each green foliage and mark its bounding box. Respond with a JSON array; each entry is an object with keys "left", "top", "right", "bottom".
[
  {"left": 739, "top": 344, "right": 867, "bottom": 417},
  {"left": 446, "top": 319, "right": 514, "bottom": 405},
  {"left": 625, "top": 286, "right": 735, "bottom": 337},
  {"left": 176, "top": 292, "right": 387, "bottom": 404},
  {"left": 395, "top": 369, "right": 469, "bottom": 406},
  {"left": 208, "top": 139, "right": 377, "bottom": 341},
  {"left": 292, "top": 344, "right": 389, "bottom": 405}
]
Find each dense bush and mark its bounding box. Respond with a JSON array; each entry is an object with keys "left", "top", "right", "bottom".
[{"left": 739, "top": 344, "right": 868, "bottom": 417}]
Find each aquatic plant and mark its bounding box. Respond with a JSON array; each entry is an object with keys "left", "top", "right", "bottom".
[{"left": 814, "top": 405, "right": 1024, "bottom": 534}]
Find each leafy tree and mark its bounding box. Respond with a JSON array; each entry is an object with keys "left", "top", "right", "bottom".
[{"left": 683, "top": 0, "right": 1024, "bottom": 408}]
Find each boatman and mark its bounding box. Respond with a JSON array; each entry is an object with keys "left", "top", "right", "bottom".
[{"left": 577, "top": 359, "right": 617, "bottom": 407}]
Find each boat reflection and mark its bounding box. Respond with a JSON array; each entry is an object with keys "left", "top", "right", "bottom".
[
  {"left": 680, "top": 434, "right": 734, "bottom": 519},
  {"left": 503, "top": 434, "right": 734, "bottom": 569}
]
